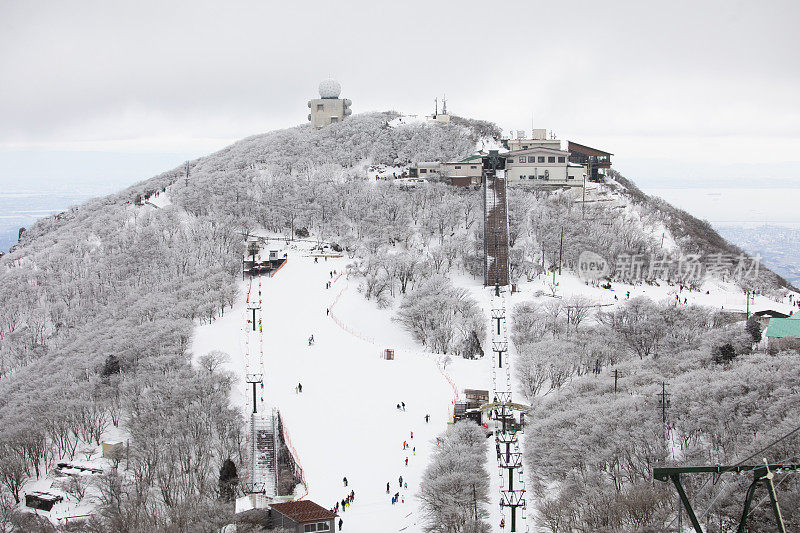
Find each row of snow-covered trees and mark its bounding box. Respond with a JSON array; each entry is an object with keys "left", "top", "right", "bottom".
[
  {"left": 0, "top": 112, "right": 490, "bottom": 529},
  {"left": 0, "top": 187, "right": 245, "bottom": 528},
  {"left": 516, "top": 296, "right": 800, "bottom": 531},
  {"left": 419, "top": 421, "right": 491, "bottom": 533}
]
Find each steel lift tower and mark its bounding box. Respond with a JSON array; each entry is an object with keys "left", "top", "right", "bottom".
[{"left": 482, "top": 151, "right": 528, "bottom": 531}]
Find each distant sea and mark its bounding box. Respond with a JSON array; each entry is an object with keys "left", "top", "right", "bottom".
[{"left": 0, "top": 192, "right": 93, "bottom": 252}]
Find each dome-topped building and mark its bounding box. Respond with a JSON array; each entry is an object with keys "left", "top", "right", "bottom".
[{"left": 307, "top": 79, "right": 351, "bottom": 129}]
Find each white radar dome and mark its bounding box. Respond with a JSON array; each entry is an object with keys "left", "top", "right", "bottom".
[{"left": 319, "top": 79, "right": 342, "bottom": 99}]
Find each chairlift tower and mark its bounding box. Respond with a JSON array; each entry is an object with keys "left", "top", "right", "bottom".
[{"left": 483, "top": 149, "right": 527, "bottom": 531}]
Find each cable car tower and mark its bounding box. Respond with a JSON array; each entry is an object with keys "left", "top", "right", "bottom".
[
  {"left": 482, "top": 150, "right": 528, "bottom": 531},
  {"left": 242, "top": 245, "right": 278, "bottom": 503}
]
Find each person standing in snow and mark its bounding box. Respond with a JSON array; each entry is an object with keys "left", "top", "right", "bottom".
[
  {"left": 405, "top": 457, "right": 408, "bottom": 466},
  {"left": 338, "top": 518, "right": 343, "bottom": 531},
  {"left": 386, "top": 482, "right": 390, "bottom": 493},
  {"left": 399, "top": 475, "right": 403, "bottom": 487},
  {"left": 298, "top": 383, "right": 303, "bottom": 393},
  {"left": 425, "top": 414, "right": 430, "bottom": 423},
  {"left": 401, "top": 402, "right": 406, "bottom": 411},
  {"left": 410, "top": 431, "right": 413, "bottom": 439},
  {"left": 343, "top": 476, "right": 347, "bottom": 487}
]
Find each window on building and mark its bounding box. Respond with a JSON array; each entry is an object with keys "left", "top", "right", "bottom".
[
  {"left": 548, "top": 156, "right": 555, "bottom": 163},
  {"left": 330, "top": 117, "right": 338, "bottom": 123},
  {"left": 507, "top": 158, "right": 514, "bottom": 163},
  {"left": 522, "top": 145, "right": 528, "bottom": 149},
  {"left": 520, "top": 175, "right": 526, "bottom": 179},
  {"left": 304, "top": 523, "right": 331, "bottom": 532},
  {"left": 316, "top": 104, "right": 324, "bottom": 111},
  {"left": 470, "top": 165, "right": 477, "bottom": 169},
  {"left": 454, "top": 165, "right": 461, "bottom": 169},
  {"left": 538, "top": 156, "right": 545, "bottom": 163},
  {"left": 519, "top": 156, "right": 526, "bottom": 163},
  {"left": 568, "top": 175, "right": 575, "bottom": 179},
  {"left": 419, "top": 168, "right": 427, "bottom": 173},
  {"left": 558, "top": 156, "right": 565, "bottom": 163}
]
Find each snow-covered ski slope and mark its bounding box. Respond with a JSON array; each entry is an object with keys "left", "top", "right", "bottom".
[
  {"left": 190, "top": 242, "right": 797, "bottom": 532},
  {"left": 190, "top": 243, "right": 491, "bottom": 532}
]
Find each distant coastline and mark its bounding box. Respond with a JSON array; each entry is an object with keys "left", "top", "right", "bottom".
[{"left": 0, "top": 191, "right": 93, "bottom": 252}]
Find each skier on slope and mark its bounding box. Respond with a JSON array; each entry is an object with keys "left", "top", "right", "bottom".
[
  {"left": 386, "top": 482, "right": 390, "bottom": 493},
  {"left": 343, "top": 476, "right": 347, "bottom": 487},
  {"left": 399, "top": 475, "right": 403, "bottom": 487}
]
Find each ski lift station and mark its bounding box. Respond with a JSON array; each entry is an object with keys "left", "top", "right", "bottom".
[{"left": 243, "top": 239, "right": 287, "bottom": 279}]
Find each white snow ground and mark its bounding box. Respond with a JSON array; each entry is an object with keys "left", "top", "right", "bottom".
[
  {"left": 189, "top": 237, "right": 797, "bottom": 532},
  {"left": 190, "top": 243, "right": 494, "bottom": 532}
]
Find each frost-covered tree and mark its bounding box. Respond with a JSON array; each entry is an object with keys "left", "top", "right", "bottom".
[{"left": 419, "top": 421, "right": 491, "bottom": 533}]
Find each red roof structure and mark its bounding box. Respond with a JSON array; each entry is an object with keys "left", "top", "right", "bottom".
[{"left": 270, "top": 500, "right": 337, "bottom": 523}]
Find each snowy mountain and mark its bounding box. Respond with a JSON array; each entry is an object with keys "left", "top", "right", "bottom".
[{"left": 1, "top": 112, "right": 798, "bottom": 532}]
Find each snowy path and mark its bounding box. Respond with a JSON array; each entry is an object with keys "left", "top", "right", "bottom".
[{"left": 191, "top": 247, "right": 460, "bottom": 531}]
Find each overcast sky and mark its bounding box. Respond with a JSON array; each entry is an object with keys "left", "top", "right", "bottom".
[{"left": 1, "top": 0, "right": 799, "bottom": 193}]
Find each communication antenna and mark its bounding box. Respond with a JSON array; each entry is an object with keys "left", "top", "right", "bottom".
[
  {"left": 442, "top": 94, "right": 447, "bottom": 115},
  {"left": 434, "top": 97, "right": 438, "bottom": 117}
]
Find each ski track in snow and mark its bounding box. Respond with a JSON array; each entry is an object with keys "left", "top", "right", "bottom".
[{"left": 190, "top": 245, "right": 486, "bottom": 532}]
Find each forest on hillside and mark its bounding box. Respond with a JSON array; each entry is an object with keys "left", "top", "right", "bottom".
[
  {"left": 514, "top": 294, "right": 800, "bottom": 532},
  {"left": 0, "top": 111, "right": 793, "bottom": 531}
]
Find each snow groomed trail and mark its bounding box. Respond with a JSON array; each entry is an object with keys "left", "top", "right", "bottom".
[{"left": 190, "top": 244, "right": 458, "bottom": 532}]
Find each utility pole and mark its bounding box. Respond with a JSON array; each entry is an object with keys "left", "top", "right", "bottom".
[
  {"left": 657, "top": 381, "right": 671, "bottom": 461},
  {"left": 582, "top": 173, "right": 586, "bottom": 219},
  {"left": 614, "top": 369, "right": 619, "bottom": 394},
  {"left": 542, "top": 243, "right": 546, "bottom": 274},
  {"left": 184, "top": 161, "right": 189, "bottom": 187},
  {"left": 745, "top": 289, "right": 751, "bottom": 319},
  {"left": 558, "top": 227, "right": 563, "bottom": 276}
]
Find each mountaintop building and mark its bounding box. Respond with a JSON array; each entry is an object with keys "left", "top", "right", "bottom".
[{"left": 307, "top": 79, "right": 352, "bottom": 129}]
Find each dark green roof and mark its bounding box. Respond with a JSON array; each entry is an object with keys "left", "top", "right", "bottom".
[
  {"left": 458, "top": 154, "right": 484, "bottom": 162},
  {"left": 765, "top": 317, "right": 800, "bottom": 338}
]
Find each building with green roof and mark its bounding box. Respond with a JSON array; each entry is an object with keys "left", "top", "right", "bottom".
[{"left": 765, "top": 317, "right": 800, "bottom": 353}]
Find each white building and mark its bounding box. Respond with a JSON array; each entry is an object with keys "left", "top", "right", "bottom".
[
  {"left": 307, "top": 79, "right": 352, "bottom": 129},
  {"left": 504, "top": 147, "right": 585, "bottom": 187}
]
